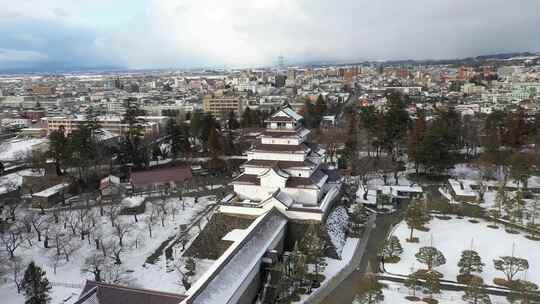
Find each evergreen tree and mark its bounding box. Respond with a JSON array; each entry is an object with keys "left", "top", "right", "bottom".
[
  {"left": 493, "top": 256, "right": 529, "bottom": 282},
  {"left": 404, "top": 271, "right": 420, "bottom": 298},
  {"left": 226, "top": 110, "right": 240, "bottom": 130},
  {"left": 240, "top": 107, "right": 253, "bottom": 128},
  {"left": 423, "top": 271, "right": 441, "bottom": 301},
  {"left": 381, "top": 91, "right": 410, "bottom": 160},
  {"left": 22, "top": 262, "right": 51, "bottom": 304},
  {"left": 510, "top": 190, "right": 526, "bottom": 225},
  {"left": 462, "top": 280, "right": 491, "bottom": 304},
  {"left": 299, "top": 224, "right": 326, "bottom": 277},
  {"left": 458, "top": 250, "right": 484, "bottom": 276},
  {"left": 495, "top": 184, "right": 509, "bottom": 215},
  {"left": 207, "top": 127, "right": 224, "bottom": 159},
  {"left": 291, "top": 242, "right": 307, "bottom": 292},
  {"left": 348, "top": 203, "right": 368, "bottom": 237},
  {"left": 405, "top": 199, "right": 430, "bottom": 241},
  {"left": 506, "top": 280, "right": 539, "bottom": 304},
  {"left": 121, "top": 99, "right": 147, "bottom": 168},
  {"left": 408, "top": 111, "right": 427, "bottom": 173},
  {"left": 509, "top": 153, "right": 531, "bottom": 189},
  {"left": 415, "top": 123, "right": 453, "bottom": 174},
  {"left": 354, "top": 263, "right": 384, "bottom": 304},
  {"left": 47, "top": 126, "right": 71, "bottom": 176},
  {"left": 415, "top": 246, "right": 446, "bottom": 272},
  {"left": 359, "top": 106, "right": 379, "bottom": 158},
  {"left": 380, "top": 236, "right": 403, "bottom": 260}
]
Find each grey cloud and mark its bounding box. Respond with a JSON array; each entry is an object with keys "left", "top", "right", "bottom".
[{"left": 2, "top": 0, "right": 540, "bottom": 70}]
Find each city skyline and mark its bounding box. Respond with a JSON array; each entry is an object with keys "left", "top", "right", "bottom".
[{"left": 1, "top": 0, "right": 540, "bottom": 71}]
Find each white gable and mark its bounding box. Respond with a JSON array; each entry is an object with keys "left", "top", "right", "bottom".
[
  {"left": 259, "top": 168, "right": 288, "bottom": 189},
  {"left": 272, "top": 108, "right": 303, "bottom": 121}
]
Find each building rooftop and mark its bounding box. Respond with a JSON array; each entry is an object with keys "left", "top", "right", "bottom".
[{"left": 75, "top": 280, "right": 186, "bottom": 304}]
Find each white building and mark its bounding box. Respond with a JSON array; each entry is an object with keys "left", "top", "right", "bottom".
[{"left": 220, "top": 107, "right": 341, "bottom": 221}]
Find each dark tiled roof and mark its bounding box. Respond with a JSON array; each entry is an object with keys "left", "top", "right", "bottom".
[
  {"left": 323, "top": 169, "right": 341, "bottom": 182},
  {"left": 286, "top": 169, "right": 326, "bottom": 189},
  {"left": 260, "top": 131, "right": 299, "bottom": 138},
  {"left": 252, "top": 143, "right": 306, "bottom": 152},
  {"left": 231, "top": 174, "right": 260, "bottom": 185},
  {"left": 265, "top": 116, "right": 295, "bottom": 122},
  {"left": 76, "top": 281, "right": 186, "bottom": 304},
  {"left": 130, "top": 167, "right": 192, "bottom": 188},
  {"left": 242, "top": 159, "right": 315, "bottom": 169}
]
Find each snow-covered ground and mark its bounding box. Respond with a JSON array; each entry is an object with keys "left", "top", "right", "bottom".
[
  {"left": 0, "top": 195, "right": 217, "bottom": 304},
  {"left": 449, "top": 163, "right": 540, "bottom": 190},
  {"left": 0, "top": 138, "right": 47, "bottom": 162},
  {"left": 379, "top": 280, "right": 509, "bottom": 304},
  {"left": 386, "top": 217, "right": 540, "bottom": 285}
]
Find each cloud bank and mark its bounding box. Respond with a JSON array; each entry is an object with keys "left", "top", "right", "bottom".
[{"left": 1, "top": 0, "right": 540, "bottom": 70}]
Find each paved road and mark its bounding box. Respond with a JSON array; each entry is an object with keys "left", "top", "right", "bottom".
[{"left": 321, "top": 201, "right": 409, "bottom": 303}]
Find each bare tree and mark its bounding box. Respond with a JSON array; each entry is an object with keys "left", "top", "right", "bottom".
[
  {"left": 151, "top": 198, "right": 169, "bottom": 227},
  {"left": 113, "top": 220, "right": 131, "bottom": 248},
  {"left": 101, "top": 238, "right": 124, "bottom": 264},
  {"left": 106, "top": 204, "right": 120, "bottom": 227},
  {"left": 0, "top": 227, "right": 25, "bottom": 259},
  {"left": 6, "top": 256, "right": 25, "bottom": 293},
  {"left": 28, "top": 213, "right": 50, "bottom": 242},
  {"left": 82, "top": 252, "right": 106, "bottom": 282}
]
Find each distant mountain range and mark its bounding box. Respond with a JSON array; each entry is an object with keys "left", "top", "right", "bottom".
[
  {"left": 1, "top": 52, "right": 538, "bottom": 75},
  {"left": 305, "top": 52, "right": 539, "bottom": 68}
]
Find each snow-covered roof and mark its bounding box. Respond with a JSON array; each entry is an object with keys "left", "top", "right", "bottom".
[
  {"left": 121, "top": 196, "right": 146, "bottom": 208},
  {"left": 272, "top": 107, "right": 303, "bottom": 121},
  {"left": 448, "top": 179, "right": 477, "bottom": 198},
  {"left": 0, "top": 138, "right": 47, "bottom": 161},
  {"left": 185, "top": 209, "right": 287, "bottom": 304},
  {"left": 32, "top": 183, "right": 70, "bottom": 198}
]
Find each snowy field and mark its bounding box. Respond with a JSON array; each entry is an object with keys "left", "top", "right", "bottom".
[
  {"left": 0, "top": 138, "right": 47, "bottom": 162},
  {"left": 449, "top": 163, "right": 540, "bottom": 190},
  {"left": 386, "top": 217, "right": 540, "bottom": 285},
  {"left": 379, "top": 280, "right": 509, "bottom": 304},
  {"left": 0, "top": 195, "right": 217, "bottom": 304}
]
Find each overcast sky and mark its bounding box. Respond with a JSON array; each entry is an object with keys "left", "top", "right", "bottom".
[{"left": 1, "top": 0, "right": 539, "bottom": 71}]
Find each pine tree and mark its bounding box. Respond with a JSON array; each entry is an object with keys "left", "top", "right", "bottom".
[
  {"left": 291, "top": 242, "right": 307, "bottom": 293},
  {"left": 458, "top": 250, "right": 484, "bottom": 276},
  {"left": 495, "top": 184, "right": 508, "bottom": 215},
  {"left": 506, "top": 280, "right": 539, "bottom": 304},
  {"left": 404, "top": 271, "right": 420, "bottom": 298},
  {"left": 354, "top": 263, "right": 384, "bottom": 304},
  {"left": 510, "top": 190, "right": 526, "bottom": 225},
  {"left": 207, "top": 127, "right": 223, "bottom": 160},
  {"left": 423, "top": 271, "right": 441, "bottom": 301},
  {"left": 380, "top": 236, "right": 403, "bottom": 260},
  {"left": 415, "top": 246, "right": 446, "bottom": 272},
  {"left": 299, "top": 224, "right": 326, "bottom": 279},
  {"left": 462, "top": 280, "right": 491, "bottom": 304},
  {"left": 405, "top": 199, "right": 430, "bottom": 242},
  {"left": 226, "top": 110, "right": 240, "bottom": 130},
  {"left": 493, "top": 256, "right": 529, "bottom": 282},
  {"left": 348, "top": 203, "right": 368, "bottom": 237},
  {"left": 408, "top": 111, "right": 427, "bottom": 173},
  {"left": 22, "top": 262, "right": 51, "bottom": 304}
]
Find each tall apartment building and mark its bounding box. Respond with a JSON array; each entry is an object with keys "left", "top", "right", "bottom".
[
  {"left": 203, "top": 95, "right": 245, "bottom": 117},
  {"left": 32, "top": 85, "right": 55, "bottom": 96}
]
